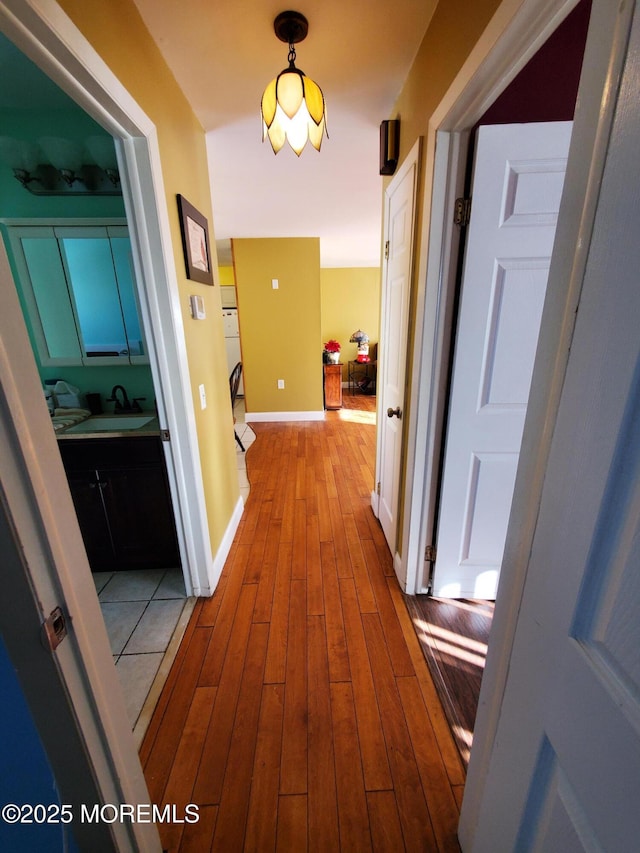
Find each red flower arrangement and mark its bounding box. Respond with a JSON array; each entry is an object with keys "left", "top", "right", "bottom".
[{"left": 323, "top": 339, "right": 341, "bottom": 352}]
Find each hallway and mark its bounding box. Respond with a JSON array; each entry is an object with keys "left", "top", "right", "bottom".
[{"left": 140, "top": 395, "right": 464, "bottom": 851}]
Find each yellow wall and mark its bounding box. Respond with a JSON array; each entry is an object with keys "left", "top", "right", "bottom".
[
  {"left": 57, "top": 0, "right": 239, "bottom": 554},
  {"left": 232, "top": 238, "right": 323, "bottom": 414},
  {"left": 320, "top": 268, "right": 381, "bottom": 380},
  {"left": 385, "top": 0, "right": 503, "bottom": 552},
  {"left": 218, "top": 265, "right": 235, "bottom": 286}
]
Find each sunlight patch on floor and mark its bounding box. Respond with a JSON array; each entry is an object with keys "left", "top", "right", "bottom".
[
  {"left": 452, "top": 724, "right": 473, "bottom": 763},
  {"left": 433, "top": 597, "right": 495, "bottom": 617},
  {"left": 412, "top": 616, "right": 488, "bottom": 668},
  {"left": 338, "top": 408, "right": 376, "bottom": 425}
]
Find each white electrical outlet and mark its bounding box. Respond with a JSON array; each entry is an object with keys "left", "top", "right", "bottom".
[
  {"left": 277, "top": 379, "right": 285, "bottom": 389},
  {"left": 272, "top": 278, "right": 279, "bottom": 289},
  {"left": 199, "top": 383, "right": 207, "bottom": 409}
]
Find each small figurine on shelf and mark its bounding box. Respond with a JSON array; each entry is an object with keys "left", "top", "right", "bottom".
[
  {"left": 323, "top": 339, "right": 341, "bottom": 364},
  {"left": 350, "top": 329, "right": 370, "bottom": 362}
]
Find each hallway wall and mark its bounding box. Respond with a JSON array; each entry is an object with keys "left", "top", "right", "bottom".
[{"left": 56, "top": 0, "right": 240, "bottom": 551}]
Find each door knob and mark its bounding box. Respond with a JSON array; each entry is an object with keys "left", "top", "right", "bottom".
[{"left": 387, "top": 406, "right": 402, "bottom": 419}]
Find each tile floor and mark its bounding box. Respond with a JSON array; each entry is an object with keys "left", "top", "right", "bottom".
[
  {"left": 91, "top": 398, "right": 255, "bottom": 743},
  {"left": 92, "top": 568, "right": 192, "bottom": 744}
]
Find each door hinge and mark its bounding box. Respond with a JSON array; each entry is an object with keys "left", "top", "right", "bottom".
[
  {"left": 424, "top": 545, "right": 437, "bottom": 595},
  {"left": 425, "top": 544, "right": 437, "bottom": 563},
  {"left": 376, "top": 481, "right": 381, "bottom": 496},
  {"left": 453, "top": 197, "right": 472, "bottom": 227},
  {"left": 160, "top": 429, "right": 171, "bottom": 441},
  {"left": 384, "top": 240, "right": 389, "bottom": 260}
]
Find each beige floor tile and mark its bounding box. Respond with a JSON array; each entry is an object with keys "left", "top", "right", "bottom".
[
  {"left": 99, "top": 569, "right": 164, "bottom": 602},
  {"left": 123, "top": 598, "right": 187, "bottom": 654},
  {"left": 101, "top": 600, "right": 147, "bottom": 655},
  {"left": 116, "top": 653, "right": 164, "bottom": 726}
]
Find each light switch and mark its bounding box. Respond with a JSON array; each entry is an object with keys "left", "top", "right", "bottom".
[
  {"left": 190, "top": 294, "right": 206, "bottom": 319},
  {"left": 199, "top": 384, "right": 207, "bottom": 409},
  {"left": 272, "top": 278, "right": 279, "bottom": 290},
  {"left": 277, "top": 379, "right": 285, "bottom": 389}
]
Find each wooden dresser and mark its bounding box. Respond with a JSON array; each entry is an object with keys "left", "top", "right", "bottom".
[{"left": 323, "top": 363, "right": 343, "bottom": 409}]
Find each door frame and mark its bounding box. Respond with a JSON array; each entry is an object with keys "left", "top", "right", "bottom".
[
  {"left": 390, "top": 0, "right": 627, "bottom": 845},
  {"left": 0, "top": 0, "right": 215, "bottom": 597},
  {"left": 401, "top": 0, "right": 583, "bottom": 597}
]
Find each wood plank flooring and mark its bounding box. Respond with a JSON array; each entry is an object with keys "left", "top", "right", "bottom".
[
  {"left": 140, "top": 393, "right": 465, "bottom": 851},
  {"left": 404, "top": 597, "right": 494, "bottom": 767}
]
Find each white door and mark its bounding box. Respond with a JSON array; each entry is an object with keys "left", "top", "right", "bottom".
[
  {"left": 467, "top": 11, "right": 640, "bottom": 844},
  {"left": 432, "top": 121, "right": 572, "bottom": 599},
  {"left": 375, "top": 141, "right": 419, "bottom": 566}
]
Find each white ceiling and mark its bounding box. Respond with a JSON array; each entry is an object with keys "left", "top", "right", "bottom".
[{"left": 132, "top": 0, "right": 437, "bottom": 267}]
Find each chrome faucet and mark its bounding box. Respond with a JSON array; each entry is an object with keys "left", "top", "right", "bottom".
[{"left": 107, "top": 385, "right": 145, "bottom": 414}]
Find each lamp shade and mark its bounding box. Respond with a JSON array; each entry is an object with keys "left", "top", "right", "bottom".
[
  {"left": 0, "top": 136, "right": 40, "bottom": 172},
  {"left": 38, "top": 137, "right": 83, "bottom": 172},
  {"left": 85, "top": 135, "right": 117, "bottom": 170},
  {"left": 262, "top": 67, "right": 327, "bottom": 155}
]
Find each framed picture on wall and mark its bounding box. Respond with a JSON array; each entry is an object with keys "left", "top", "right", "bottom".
[{"left": 177, "top": 194, "right": 214, "bottom": 285}]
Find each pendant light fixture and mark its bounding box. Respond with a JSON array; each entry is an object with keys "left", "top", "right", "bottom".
[{"left": 261, "top": 10, "right": 328, "bottom": 156}]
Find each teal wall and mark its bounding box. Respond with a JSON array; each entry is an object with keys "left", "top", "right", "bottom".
[
  {"left": 0, "top": 108, "right": 155, "bottom": 406},
  {"left": 0, "top": 109, "right": 126, "bottom": 218}
]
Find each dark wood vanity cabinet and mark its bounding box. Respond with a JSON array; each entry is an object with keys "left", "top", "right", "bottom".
[{"left": 58, "top": 436, "right": 180, "bottom": 571}]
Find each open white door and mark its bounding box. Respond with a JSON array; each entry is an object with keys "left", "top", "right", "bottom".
[
  {"left": 432, "top": 121, "right": 572, "bottom": 599},
  {"left": 465, "top": 7, "right": 640, "bottom": 843},
  {"left": 374, "top": 141, "right": 419, "bottom": 575}
]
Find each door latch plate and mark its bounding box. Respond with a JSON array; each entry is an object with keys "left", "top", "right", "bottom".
[{"left": 42, "top": 606, "right": 68, "bottom": 652}]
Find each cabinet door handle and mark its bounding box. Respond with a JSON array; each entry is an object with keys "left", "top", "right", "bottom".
[{"left": 387, "top": 407, "right": 402, "bottom": 419}]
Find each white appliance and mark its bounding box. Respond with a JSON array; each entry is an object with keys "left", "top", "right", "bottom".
[
  {"left": 223, "top": 308, "right": 243, "bottom": 395},
  {"left": 220, "top": 286, "right": 237, "bottom": 308}
]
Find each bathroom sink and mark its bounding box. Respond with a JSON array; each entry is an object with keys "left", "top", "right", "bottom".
[{"left": 64, "top": 415, "right": 155, "bottom": 433}]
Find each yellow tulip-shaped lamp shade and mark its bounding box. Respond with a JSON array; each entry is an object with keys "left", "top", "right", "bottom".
[
  {"left": 262, "top": 67, "right": 327, "bottom": 155},
  {"left": 261, "top": 11, "right": 328, "bottom": 156}
]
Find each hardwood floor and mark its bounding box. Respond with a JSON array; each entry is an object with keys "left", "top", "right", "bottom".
[
  {"left": 140, "top": 393, "right": 465, "bottom": 851},
  {"left": 404, "top": 597, "right": 494, "bottom": 767}
]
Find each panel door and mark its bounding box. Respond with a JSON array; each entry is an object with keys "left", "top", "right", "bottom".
[
  {"left": 377, "top": 148, "right": 418, "bottom": 564},
  {"left": 432, "top": 122, "right": 572, "bottom": 599},
  {"left": 469, "top": 15, "right": 640, "bottom": 845}
]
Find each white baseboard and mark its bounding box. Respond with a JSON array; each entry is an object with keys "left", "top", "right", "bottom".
[
  {"left": 245, "top": 410, "right": 325, "bottom": 423},
  {"left": 194, "top": 495, "right": 244, "bottom": 596}
]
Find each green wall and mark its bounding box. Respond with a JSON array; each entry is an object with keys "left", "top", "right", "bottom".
[
  {"left": 0, "top": 109, "right": 125, "bottom": 219},
  {"left": 0, "top": 106, "right": 154, "bottom": 407}
]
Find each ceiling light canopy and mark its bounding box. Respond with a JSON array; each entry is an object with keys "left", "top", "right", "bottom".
[{"left": 261, "top": 10, "right": 328, "bottom": 156}]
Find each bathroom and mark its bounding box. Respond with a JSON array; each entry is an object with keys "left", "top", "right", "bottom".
[{"left": 0, "top": 32, "right": 190, "bottom": 739}]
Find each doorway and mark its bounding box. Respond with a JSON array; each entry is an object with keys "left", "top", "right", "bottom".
[
  {"left": 0, "top": 34, "right": 195, "bottom": 735},
  {"left": 431, "top": 119, "right": 572, "bottom": 600},
  {"left": 398, "top": 0, "right": 592, "bottom": 597},
  {"left": 401, "top": 0, "right": 591, "bottom": 767},
  {"left": 0, "top": 11, "right": 215, "bottom": 593}
]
